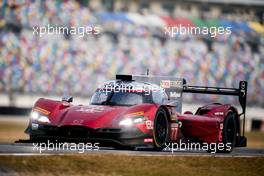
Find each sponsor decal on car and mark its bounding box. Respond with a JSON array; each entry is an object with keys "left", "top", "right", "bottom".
[
  {"left": 145, "top": 120, "right": 153, "bottom": 129},
  {"left": 160, "top": 80, "right": 171, "bottom": 88},
  {"left": 170, "top": 92, "right": 181, "bottom": 98},
  {"left": 170, "top": 80, "right": 182, "bottom": 88},
  {"left": 76, "top": 106, "right": 105, "bottom": 113},
  {"left": 72, "top": 119, "right": 84, "bottom": 125},
  {"left": 160, "top": 80, "right": 182, "bottom": 89},
  {"left": 144, "top": 138, "right": 153, "bottom": 143}
]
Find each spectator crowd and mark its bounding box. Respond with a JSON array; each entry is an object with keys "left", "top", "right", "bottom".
[{"left": 0, "top": 0, "right": 264, "bottom": 106}]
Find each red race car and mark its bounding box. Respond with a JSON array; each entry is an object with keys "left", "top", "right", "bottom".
[{"left": 25, "top": 74, "right": 247, "bottom": 152}]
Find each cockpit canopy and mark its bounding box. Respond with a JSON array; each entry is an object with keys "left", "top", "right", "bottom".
[{"left": 90, "top": 80, "right": 168, "bottom": 106}]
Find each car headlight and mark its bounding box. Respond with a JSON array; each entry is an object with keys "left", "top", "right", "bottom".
[
  {"left": 119, "top": 118, "right": 133, "bottom": 127},
  {"left": 30, "top": 111, "right": 39, "bottom": 120},
  {"left": 38, "top": 115, "right": 51, "bottom": 124},
  {"left": 133, "top": 117, "right": 146, "bottom": 124},
  {"left": 119, "top": 116, "right": 147, "bottom": 127},
  {"left": 30, "top": 111, "right": 50, "bottom": 124}
]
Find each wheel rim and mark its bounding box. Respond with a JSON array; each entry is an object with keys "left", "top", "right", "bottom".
[{"left": 155, "top": 112, "right": 168, "bottom": 146}]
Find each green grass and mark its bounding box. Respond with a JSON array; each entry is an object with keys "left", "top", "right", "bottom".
[
  {"left": 0, "top": 155, "right": 263, "bottom": 176},
  {"left": 246, "top": 131, "right": 264, "bottom": 148},
  {"left": 0, "top": 119, "right": 29, "bottom": 142}
]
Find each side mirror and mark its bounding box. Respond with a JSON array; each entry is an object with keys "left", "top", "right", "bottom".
[
  {"left": 62, "top": 96, "right": 73, "bottom": 103},
  {"left": 184, "top": 111, "right": 193, "bottom": 115}
]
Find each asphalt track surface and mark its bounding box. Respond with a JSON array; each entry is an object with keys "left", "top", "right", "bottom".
[{"left": 0, "top": 143, "right": 263, "bottom": 157}]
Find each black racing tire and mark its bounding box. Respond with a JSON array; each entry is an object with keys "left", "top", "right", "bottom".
[
  {"left": 153, "top": 107, "right": 170, "bottom": 151},
  {"left": 220, "top": 111, "right": 237, "bottom": 153},
  {"left": 206, "top": 111, "right": 237, "bottom": 154}
]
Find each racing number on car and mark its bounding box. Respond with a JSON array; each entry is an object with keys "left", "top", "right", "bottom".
[{"left": 170, "top": 123, "right": 179, "bottom": 141}]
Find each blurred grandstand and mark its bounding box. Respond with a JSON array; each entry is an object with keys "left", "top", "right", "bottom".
[{"left": 0, "top": 0, "right": 264, "bottom": 107}]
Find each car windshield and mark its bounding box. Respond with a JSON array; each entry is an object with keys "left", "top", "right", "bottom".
[{"left": 90, "top": 91, "right": 145, "bottom": 106}]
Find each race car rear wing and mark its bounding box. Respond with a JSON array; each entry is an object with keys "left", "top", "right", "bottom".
[
  {"left": 183, "top": 80, "right": 247, "bottom": 136},
  {"left": 183, "top": 81, "right": 247, "bottom": 114}
]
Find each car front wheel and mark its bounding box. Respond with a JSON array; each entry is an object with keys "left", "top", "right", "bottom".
[{"left": 153, "top": 108, "right": 170, "bottom": 151}]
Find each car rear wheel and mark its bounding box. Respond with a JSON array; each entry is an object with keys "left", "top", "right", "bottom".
[
  {"left": 153, "top": 108, "right": 170, "bottom": 151},
  {"left": 221, "top": 111, "right": 237, "bottom": 153}
]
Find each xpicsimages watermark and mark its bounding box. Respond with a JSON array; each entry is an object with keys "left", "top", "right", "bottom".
[
  {"left": 164, "top": 24, "right": 232, "bottom": 38},
  {"left": 33, "top": 140, "right": 100, "bottom": 153},
  {"left": 32, "top": 24, "right": 100, "bottom": 37},
  {"left": 164, "top": 140, "right": 232, "bottom": 153}
]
